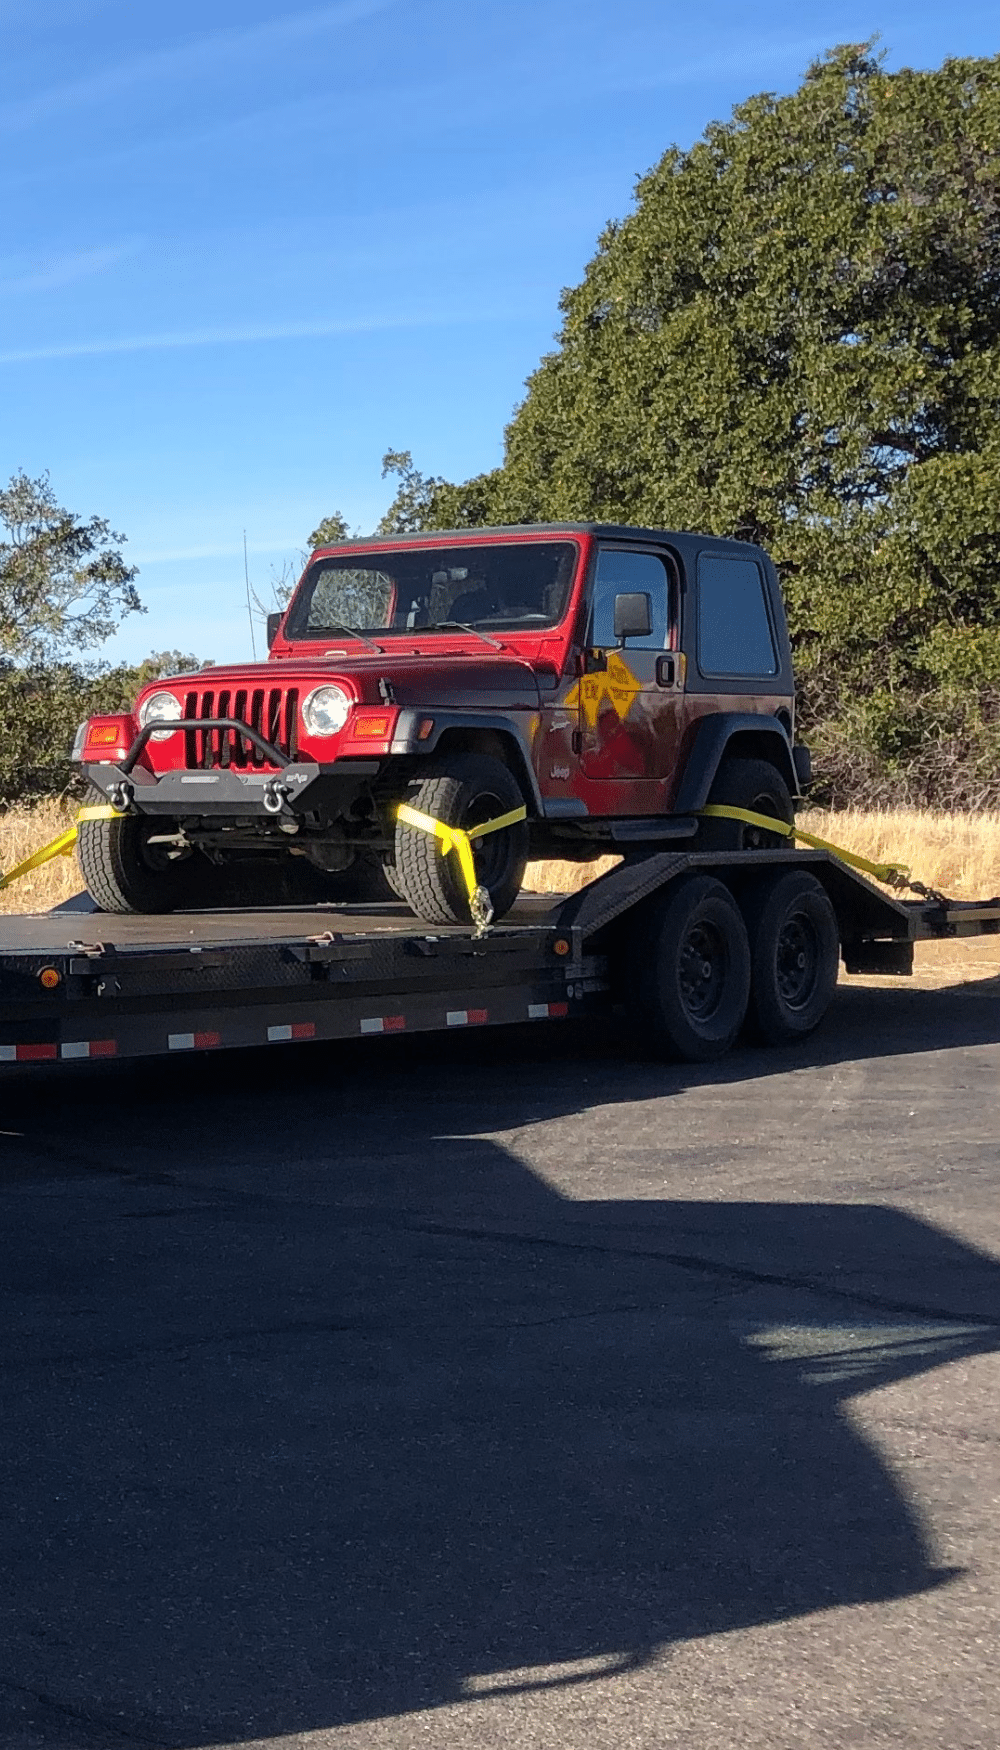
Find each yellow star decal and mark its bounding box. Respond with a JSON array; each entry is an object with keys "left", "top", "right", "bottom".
[{"left": 564, "top": 650, "right": 643, "bottom": 729}]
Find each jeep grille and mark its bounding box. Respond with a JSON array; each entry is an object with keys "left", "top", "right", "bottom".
[{"left": 182, "top": 687, "right": 300, "bottom": 768}]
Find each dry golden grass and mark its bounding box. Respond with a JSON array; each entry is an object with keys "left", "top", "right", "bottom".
[
  {"left": 2, "top": 803, "right": 999, "bottom": 982},
  {"left": 522, "top": 808, "right": 1000, "bottom": 986},
  {"left": 523, "top": 808, "right": 1000, "bottom": 900},
  {"left": 0, "top": 798, "right": 78, "bottom": 914}
]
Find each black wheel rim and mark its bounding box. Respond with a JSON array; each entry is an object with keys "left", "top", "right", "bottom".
[
  {"left": 678, "top": 920, "right": 728, "bottom": 1021},
  {"left": 775, "top": 909, "right": 820, "bottom": 1010},
  {"left": 464, "top": 789, "right": 512, "bottom": 889},
  {"left": 741, "top": 792, "right": 787, "bottom": 850}
]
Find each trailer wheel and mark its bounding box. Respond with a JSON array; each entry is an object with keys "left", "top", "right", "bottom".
[
  {"left": 77, "top": 809, "right": 209, "bottom": 914},
  {"left": 632, "top": 874, "right": 751, "bottom": 1061},
  {"left": 392, "top": 754, "right": 529, "bottom": 925},
  {"left": 694, "top": 756, "right": 794, "bottom": 850},
  {"left": 743, "top": 870, "right": 840, "bottom": 1045}
]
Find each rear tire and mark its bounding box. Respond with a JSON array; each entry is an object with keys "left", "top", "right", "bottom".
[
  {"left": 77, "top": 811, "right": 210, "bottom": 914},
  {"left": 744, "top": 870, "right": 840, "bottom": 1045},
  {"left": 631, "top": 874, "right": 751, "bottom": 1061},
  {"left": 392, "top": 754, "right": 529, "bottom": 925},
  {"left": 693, "top": 756, "right": 794, "bottom": 851}
]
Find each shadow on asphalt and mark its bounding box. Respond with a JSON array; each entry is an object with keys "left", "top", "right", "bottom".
[{"left": 1, "top": 980, "right": 999, "bottom": 1744}]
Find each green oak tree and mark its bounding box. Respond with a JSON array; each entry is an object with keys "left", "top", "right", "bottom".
[
  {"left": 0, "top": 470, "right": 142, "bottom": 662},
  {"left": 386, "top": 45, "right": 1000, "bottom": 804}
]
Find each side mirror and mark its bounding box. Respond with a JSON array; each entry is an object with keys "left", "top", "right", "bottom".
[
  {"left": 266, "top": 611, "right": 283, "bottom": 650},
  {"left": 613, "top": 592, "right": 652, "bottom": 645}
]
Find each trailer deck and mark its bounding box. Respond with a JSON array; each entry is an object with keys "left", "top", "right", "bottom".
[{"left": 0, "top": 850, "right": 996, "bottom": 1068}]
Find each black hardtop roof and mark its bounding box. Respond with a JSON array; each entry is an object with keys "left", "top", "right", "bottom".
[{"left": 311, "top": 524, "right": 769, "bottom": 562}]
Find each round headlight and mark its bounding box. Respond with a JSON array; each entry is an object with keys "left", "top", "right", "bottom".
[
  {"left": 138, "top": 690, "right": 183, "bottom": 742},
  {"left": 302, "top": 684, "right": 351, "bottom": 737}
]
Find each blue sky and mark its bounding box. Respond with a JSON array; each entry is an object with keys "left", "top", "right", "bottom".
[{"left": 3, "top": 0, "right": 997, "bottom": 665}]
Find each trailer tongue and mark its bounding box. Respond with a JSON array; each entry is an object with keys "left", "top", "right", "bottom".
[{"left": 1, "top": 849, "right": 997, "bottom": 1071}]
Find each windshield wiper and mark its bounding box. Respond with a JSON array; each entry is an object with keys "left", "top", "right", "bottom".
[
  {"left": 427, "top": 620, "right": 502, "bottom": 650},
  {"left": 320, "top": 622, "right": 384, "bottom": 653}
]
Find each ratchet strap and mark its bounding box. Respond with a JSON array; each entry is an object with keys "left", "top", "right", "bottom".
[
  {"left": 396, "top": 801, "right": 528, "bottom": 934},
  {"left": 0, "top": 804, "right": 123, "bottom": 894},
  {"left": 0, "top": 825, "right": 79, "bottom": 893},
  {"left": 698, "top": 804, "right": 927, "bottom": 894}
]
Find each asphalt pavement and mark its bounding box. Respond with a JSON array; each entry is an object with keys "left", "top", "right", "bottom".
[{"left": 1, "top": 970, "right": 999, "bottom": 1749}]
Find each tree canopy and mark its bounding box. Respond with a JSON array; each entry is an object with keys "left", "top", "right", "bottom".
[
  {"left": 0, "top": 470, "right": 142, "bottom": 663},
  {"left": 372, "top": 45, "right": 1000, "bottom": 804}
]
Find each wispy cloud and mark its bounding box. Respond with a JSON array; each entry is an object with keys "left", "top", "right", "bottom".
[
  {"left": 0, "top": 244, "right": 134, "bottom": 296},
  {"left": 0, "top": 0, "right": 392, "bottom": 131},
  {"left": 0, "top": 308, "right": 532, "bottom": 367}
]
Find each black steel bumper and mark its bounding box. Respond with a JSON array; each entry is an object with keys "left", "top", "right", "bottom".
[{"left": 81, "top": 759, "right": 381, "bottom": 819}]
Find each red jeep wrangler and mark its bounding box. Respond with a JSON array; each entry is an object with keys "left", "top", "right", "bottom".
[{"left": 74, "top": 524, "right": 809, "bottom": 922}]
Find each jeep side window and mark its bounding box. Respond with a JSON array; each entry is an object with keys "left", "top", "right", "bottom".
[
  {"left": 589, "top": 550, "right": 670, "bottom": 649},
  {"left": 697, "top": 555, "right": 778, "bottom": 676}
]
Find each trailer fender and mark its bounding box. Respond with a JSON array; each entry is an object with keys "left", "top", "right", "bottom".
[{"left": 673, "top": 714, "right": 799, "bottom": 814}]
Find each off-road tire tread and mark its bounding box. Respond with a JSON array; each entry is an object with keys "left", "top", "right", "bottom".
[
  {"left": 77, "top": 816, "right": 140, "bottom": 913},
  {"left": 76, "top": 812, "right": 203, "bottom": 914},
  {"left": 393, "top": 755, "right": 528, "bottom": 926}
]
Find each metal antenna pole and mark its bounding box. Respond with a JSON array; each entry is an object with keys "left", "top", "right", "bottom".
[{"left": 243, "top": 531, "right": 258, "bottom": 660}]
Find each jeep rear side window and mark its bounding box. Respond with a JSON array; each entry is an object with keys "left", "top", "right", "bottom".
[
  {"left": 589, "top": 550, "right": 671, "bottom": 649},
  {"left": 697, "top": 556, "right": 778, "bottom": 676}
]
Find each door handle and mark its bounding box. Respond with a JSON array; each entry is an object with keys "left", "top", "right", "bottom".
[{"left": 656, "top": 654, "right": 676, "bottom": 687}]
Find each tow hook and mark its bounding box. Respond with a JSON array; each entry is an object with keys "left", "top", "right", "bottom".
[
  {"left": 109, "top": 780, "right": 133, "bottom": 812},
  {"left": 262, "top": 780, "right": 290, "bottom": 815}
]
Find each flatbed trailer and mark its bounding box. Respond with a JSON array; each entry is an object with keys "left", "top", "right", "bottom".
[{"left": 1, "top": 849, "right": 998, "bottom": 1071}]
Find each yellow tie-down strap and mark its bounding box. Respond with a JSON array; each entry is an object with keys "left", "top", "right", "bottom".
[
  {"left": 396, "top": 801, "right": 528, "bottom": 930},
  {"left": 698, "top": 804, "right": 916, "bottom": 890},
  {"left": 0, "top": 804, "right": 124, "bottom": 894}
]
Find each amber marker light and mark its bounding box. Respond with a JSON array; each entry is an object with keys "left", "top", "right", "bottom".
[
  {"left": 417, "top": 717, "right": 435, "bottom": 740},
  {"left": 39, "top": 968, "right": 61, "bottom": 989},
  {"left": 553, "top": 938, "right": 571, "bottom": 957}
]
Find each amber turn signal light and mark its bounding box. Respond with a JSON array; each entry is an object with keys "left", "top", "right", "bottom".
[
  {"left": 87, "top": 725, "right": 122, "bottom": 746},
  {"left": 352, "top": 714, "right": 391, "bottom": 738}
]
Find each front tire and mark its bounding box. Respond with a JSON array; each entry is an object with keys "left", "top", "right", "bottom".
[
  {"left": 77, "top": 811, "right": 210, "bottom": 914},
  {"left": 391, "top": 754, "right": 529, "bottom": 925}
]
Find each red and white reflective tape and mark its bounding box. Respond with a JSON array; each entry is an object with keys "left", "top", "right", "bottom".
[
  {"left": 0, "top": 1040, "right": 117, "bottom": 1062},
  {"left": 527, "top": 1001, "right": 569, "bottom": 1020},
  {"left": 359, "top": 1015, "right": 406, "bottom": 1035},
  {"left": 168, "top": 1031, "right": 221, "bottom": 1051},
  {"left": 446, "top": 1008, "right": 488, "bottom": 1027},
  {"left": 267, "top": 1022, "right": 316, "bottom": 1043}
]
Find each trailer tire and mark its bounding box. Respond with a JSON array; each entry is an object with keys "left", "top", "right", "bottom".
[
  {"left": 694, "top": 756, "right": 794, "bottom": 850},
  {"left": 632, "top": 874, "right": 751, "bottom": 1062},
  {"left": 743, "top": 869, "right": 840, "bottom": 1045},
  {"left": 77, "top": 810, "right": 210, "bottom": 914},
  {"left": 392, "top": 754, "right": 529, "bottom": 925}
]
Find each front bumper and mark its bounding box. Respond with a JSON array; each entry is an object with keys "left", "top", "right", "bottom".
[{"left": 81, "top": 759, "right": 381, "bottom": 819}]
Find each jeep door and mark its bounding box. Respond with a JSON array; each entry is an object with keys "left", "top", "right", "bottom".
[{"left": 576, "top": 546, "right": 684, "bottom": 809}]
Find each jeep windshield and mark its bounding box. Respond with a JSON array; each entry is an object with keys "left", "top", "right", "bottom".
[{"left": 284, "top": 541, "right": 579, "bottom": 641}]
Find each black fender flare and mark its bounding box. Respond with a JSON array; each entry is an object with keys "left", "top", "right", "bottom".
[
  {"left": 389, "top": 710, "right": 544, "bottom": 814},
  {"left": 673, "top": 713, "right": 799, "bottom": 814}
]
